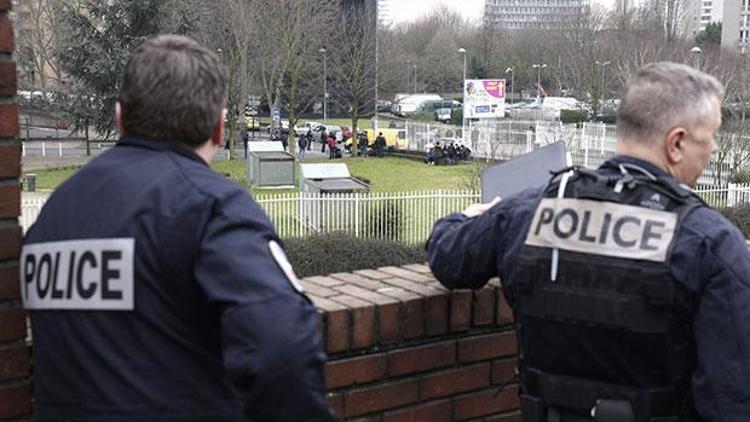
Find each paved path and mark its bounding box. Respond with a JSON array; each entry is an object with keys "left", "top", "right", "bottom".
[{"left": 20, "top": 139, "right": 337, "bottom": 172}]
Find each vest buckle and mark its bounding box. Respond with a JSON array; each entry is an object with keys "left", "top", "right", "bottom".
[{"left": 591, "top": 399, "right": 635, "bottom": 422}]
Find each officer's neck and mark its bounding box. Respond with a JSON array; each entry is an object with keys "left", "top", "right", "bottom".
[
  {"left": 616, "top": 139, "right": 672, "bottom": 177},
  {"left": 194, "top": 139, "right": 220, "bottom": 164}
]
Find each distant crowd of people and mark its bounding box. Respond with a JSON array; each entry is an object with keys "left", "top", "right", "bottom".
[
  {"left": 294, "top": 129, "right": 387, "bottom": 161},
  {"left": 424, "top": 141, "right": 470, "bottom": 165}
]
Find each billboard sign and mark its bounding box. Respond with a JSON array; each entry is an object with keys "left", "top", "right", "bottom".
[{"left": 463, "top": 79, "right": 506, "bottom": 119}]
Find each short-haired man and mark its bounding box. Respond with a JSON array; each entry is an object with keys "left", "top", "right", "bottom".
[
  {"left": 21, "top": 35, "right": 332, "bottom": 421},
  {"left": 427, "top": 62, "right": 750, "bottom": 420}
]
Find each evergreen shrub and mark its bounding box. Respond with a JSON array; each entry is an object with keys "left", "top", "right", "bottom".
[
  {"left": 718, "top": 204, "right": 750, "bottom": 239},
  {"left": 284, "top": 233, "right": 426, "bottom": 278},
  {"left": 560, "top": 109, "right": 588, "bottom": 124}
]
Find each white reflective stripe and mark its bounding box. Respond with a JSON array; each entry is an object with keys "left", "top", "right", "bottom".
[
  {"left": 526, "top": 198, "right": 677, "bottom": 262},
  {"left": 268, "top": 240, "right": 303, "bottom": 293},
  {"left": 20, "top": 238, "right": 135, "bottom": 310},
  {"left": 551, "top": 171, "right": 573, "bottom": 282}
]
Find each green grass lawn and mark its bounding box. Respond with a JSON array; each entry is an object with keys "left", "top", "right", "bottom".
[
  {"left": 29, "top": 156, "right": 475, "bottom": 193},
  {"left": 215, "top": 156, "right": 474, "bottom": 195},
  {"left": 28, "top": 166, "right": 82, "bottom": 191}
]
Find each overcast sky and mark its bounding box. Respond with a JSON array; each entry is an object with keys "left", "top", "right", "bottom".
[{"left": 384, "top": 0, "right": 614, "bottom": 25}]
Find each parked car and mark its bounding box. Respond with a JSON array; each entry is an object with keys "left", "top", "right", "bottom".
[
  {"left": 340, "top": 126, "right": 353, "bottom": 141},
  {"left": 311, "top": 124, "right": 342, "bottom": 143},
  {"left": 435, "top": 108, "right": 452, "bottom": 123},
  {"left": 293, "top": 121, "right": 321, "bottom": 135},
  {"left": 245, "top": 116, "right": 262, "bottom": 131},
  {"left": 266, "top": 118, "right": 290, "bottom": 133},
  {"left": 344, "top": 128, "right": 407, "bottom": 151}
]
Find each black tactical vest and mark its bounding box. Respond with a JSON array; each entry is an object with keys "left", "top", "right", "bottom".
[{"left": 506, "top": 165, "right": 705, "bottom": 422}]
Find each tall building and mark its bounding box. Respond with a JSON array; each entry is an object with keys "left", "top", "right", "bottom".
[
  {"left": 377, "top": 0, "right": 392, "bottom": 27},
  {"left": 722, "top": 0, "right": 749, "bottom": 52},
  {"left": 685, "top": 0, "right": 724, "bottom": 36},
  {"left": 484, "top": 0, "right": 591, "bottom": 31}
]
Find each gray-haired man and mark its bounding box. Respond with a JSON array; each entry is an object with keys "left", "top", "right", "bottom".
[{"left": 428, "top": 62, "right": 750, "bottom": 421}]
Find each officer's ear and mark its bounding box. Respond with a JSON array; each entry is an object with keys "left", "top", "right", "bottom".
[
  {"left": 115, "top": 102, "right": 124, "bottom": 136},
  {"left": 664, "top": 126, "right": 687, "bottom": 165},
  {"left": 211, "top": 108, "right": 227, "bottom": 146}
]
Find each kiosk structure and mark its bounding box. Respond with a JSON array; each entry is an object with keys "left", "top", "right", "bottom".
[
  {"left": 299, "top": 163, "right": 370, "bottom": 232},
  {"left": 246, "top": 141, "right": 295, "bottom": 188}
]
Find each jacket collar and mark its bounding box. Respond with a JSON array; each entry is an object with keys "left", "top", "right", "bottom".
[{"left": 116, "top": 135, "right": 208, "bottom": 167}]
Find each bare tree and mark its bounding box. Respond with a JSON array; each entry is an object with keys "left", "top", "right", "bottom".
[
  {"left": 16, "top": 0, "right": 66, "bottom": 90},
  {"left": 244, "top": 0, "right": 337, "bottom": 155},
  {"left": 328, "top": 2, "right": 378, "bottom": 157},
  {"left": 214, "top": 0, "right": 256, "bottom": 156}
]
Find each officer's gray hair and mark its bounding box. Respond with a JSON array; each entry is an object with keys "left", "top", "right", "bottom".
[
  {"left": 119, "top": 35, "right": 225, "bottom": 147},
  {"left": 616, "top": 62, "right": 724, "bottom": 143}
]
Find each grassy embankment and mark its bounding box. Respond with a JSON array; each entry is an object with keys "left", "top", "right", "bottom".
[{"left": 31, "top": 156, "right": 473, "bottom": 194}]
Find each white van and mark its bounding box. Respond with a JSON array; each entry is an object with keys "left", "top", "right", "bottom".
[{"left": 391, "top": 94, "right": 443, "bottom": 117}]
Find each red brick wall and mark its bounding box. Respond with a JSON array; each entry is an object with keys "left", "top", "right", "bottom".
[
  {"left": 0, "top": 2, "right": 30, "bottom": 420},
  {"left": 308, "top": 264, "right": 520, "bottom": 421}
]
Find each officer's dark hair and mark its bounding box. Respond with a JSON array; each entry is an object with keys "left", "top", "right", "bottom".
[
  {"left": 616, "top": 62, "right": 724, "bottom": 143},
  {"left": 119, "top": 35, "right": 225, "bottom": 147}
]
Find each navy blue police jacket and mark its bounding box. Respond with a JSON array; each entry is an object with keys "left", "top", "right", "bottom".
[
  {"left": 22, "top": 135, "right": 333, "bottom": 421},
  {"left": 427, "top": 155, "right": 750, "bottom": 421}
]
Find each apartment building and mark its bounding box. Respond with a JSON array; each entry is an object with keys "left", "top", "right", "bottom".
[
  {"left": 484, "top": 0, "right": 591, "bottom": 30},
  {"left": 722, "top": 0, "right": 749, "bottom": 52}
]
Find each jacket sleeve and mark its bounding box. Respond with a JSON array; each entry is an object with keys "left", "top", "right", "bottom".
[
  {"left": 672, "top": 208, "right": 750, "bottom": 421},
  {"left": 426, "top": 188, "right": 540, "bottom": 290},
  {"left": 195, "top": 196, "right": 333, "bottom": 422}
]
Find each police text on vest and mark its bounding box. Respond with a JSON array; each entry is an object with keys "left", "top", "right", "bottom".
[
  {"left": 20, "top": 239, "right": 134, "bottom": 310},
  {"left": 525, "top": 198, "right": 677, "bottom": 262}
]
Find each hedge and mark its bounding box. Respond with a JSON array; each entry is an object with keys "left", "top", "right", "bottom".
[
  {"left": 560, "top": 109, "right": 588, "bottom": 124},
  {"left": 601, "top": 114, "right": 617, "bottom": 124},
  {"left": 718, "top": 204, "right": 750, "bottom": 239},
  {"left": 284, "top": 233, "right": 427, "bottom": 278}
]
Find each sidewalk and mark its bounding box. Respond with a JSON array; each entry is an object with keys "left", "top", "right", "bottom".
[{"left": 20, "top": 141, "right": 335, "bottom": 172}]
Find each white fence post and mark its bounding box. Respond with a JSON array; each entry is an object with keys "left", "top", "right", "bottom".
[
  {"left": 22, "top": 142, "right": 25, "bottom": 157},
  {"left": 58, "top": 142, "right": 63, "bottom": 157},
  {"left": 41, "top": 142, "right": 46, "bottom": 157},
  {"left": 728, "top": 183, "right": 737, "bottom": 208},
  {"left": 581, "top": 123, "right": 589, "bottom": 168},
  {"left": 354, "top": 193, "right": 362, "bottom": 237}
]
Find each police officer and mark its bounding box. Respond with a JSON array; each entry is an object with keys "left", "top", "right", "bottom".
[
  {"left": 427, "top": 62, "right": 750, "bottom": 421},
  {"left": 21, "top": 35, "right": 333, "bottom": 421}
]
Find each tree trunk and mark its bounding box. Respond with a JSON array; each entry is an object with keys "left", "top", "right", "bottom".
[
  {"left": 351, "top": 116, "right": 358, "bottom": 158},
  {"left": 287, "top": 76, "right": 298, "bottom": 156},
  {"left": 85, "top": 122, "right": 91, "bottom": 156}
]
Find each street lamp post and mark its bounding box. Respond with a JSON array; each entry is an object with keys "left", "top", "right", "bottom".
[
  {"left": 505, "top": 67, "right": 514, "bottom": 103},
  {"left": 319, "top": 47, "right": 327, "bottom": 123},
  {"left": 458, "top": 48, "right": 467, "bottom": 86},
  {"left": 532, "top": 64, "right": 547, "bottom": 99},
  {"left": 216, "top": 48, "right": 226, "bottom": 149},
  {"left": 690, "top": 46, "right": 703, "bottom": 70},
  {"left": 413, "top": 62, "right": 418, "bottom": 94},
  {"left": 594, "top": 60, "right": 610, "bottom": 101},
  {"left": 458, "top": 48, "right": 467, "bottom": 142}
]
